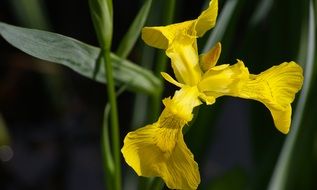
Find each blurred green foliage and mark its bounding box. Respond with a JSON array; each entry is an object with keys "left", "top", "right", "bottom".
[{"left": 0, "top": 0, "right": 316, "bottom": 190}]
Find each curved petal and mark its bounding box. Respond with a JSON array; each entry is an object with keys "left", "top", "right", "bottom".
[
  {"left": 121, "top": 125, "right": 200, "bottom": 190},
  {"left": 161, "top": 72, "right": 184, "bottom": 88},
  {"left": 166, "top": 35, "right": 202, "bottom": 85},
  {"left": 198, "top": 60, "right": 303, "bottom": 133},
  {"left": 198, "top": 60, "right": 249, "bottom": 98},
  {"left": 141, "top": 0, "right": 218, "bottom": 50},
  {"left": 239, "top": 62, "right": 303, "bottom": 133},
  {"left": 142, "top": 21, "right": 194, "bottom": 49},
  {"left": 122, "top": 87, "right": 202, "bottom": 189},
  {"left": 198, "top": 92, "right": 216, "bottom": 105},
  {"left": 194, "top": 0, "right": 218, "bottom": 37},
  {"left": 199, "top": 42, "right": 222, "bottom": 72},
  {"left": 267, "top": 105, "right": 292, "bottom": 134}
]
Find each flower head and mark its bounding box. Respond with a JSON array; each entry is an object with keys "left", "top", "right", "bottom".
[{"left": 122, "top": 0, "right": 303, "bottom": 189}]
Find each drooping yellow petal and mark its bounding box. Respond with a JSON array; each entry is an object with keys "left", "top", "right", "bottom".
[
  {"left": 121, "top": 87, "right": 202, "bottom": 189},
  {"left": 239, "top": 62, "right": 303, "bottom": 133},
  {"left": 121, "top": 124, "right": 200, "bottom": 190},
  {"left": 198, "top": 60, "right": 303, "bottom": 133},
  {"left": 141, "top": 0, "right": 218, "bottom": 49},
  {"left": 166, "top": 35, "right": 202, "bottom": 85},
  {"left": 199, "top": 42, "right": 222, "bottom": 72},
  {"left": 198, "top": 60, "right": 249, "bottom": 99},
  {"left": 268, "top": 105, "right": 292, "bottom": 134}
]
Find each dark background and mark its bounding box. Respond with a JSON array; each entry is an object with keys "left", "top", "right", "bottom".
[{"left": 1, "top": 0, "right": 316, "bottom": 190}]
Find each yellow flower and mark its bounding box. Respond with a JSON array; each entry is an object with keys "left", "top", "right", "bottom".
[
  {"left": 122, "top": 0, "right": 303, "bottom": 189},
  {"left": 162, "top": 34, "right": 303, "bottom": 134}
]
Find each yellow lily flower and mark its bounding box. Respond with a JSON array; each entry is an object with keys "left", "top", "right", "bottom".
[{"left": 122, "top": 0, "right": 303, "bottom": 189}]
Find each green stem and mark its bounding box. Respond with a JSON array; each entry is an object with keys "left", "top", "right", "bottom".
[
  {"left": 101, "top": 105, "right": 115, "bottom": 190},
  {"left": 88, "top": 0, "right": 121, "bottom": 189},
  {"left": 104, "top": 48, "right": 122, "bottom": 190}
]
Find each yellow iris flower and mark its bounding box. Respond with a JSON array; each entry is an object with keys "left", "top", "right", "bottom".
[{"left": 122, "top": 0, "right": 303, "bottom": 189}]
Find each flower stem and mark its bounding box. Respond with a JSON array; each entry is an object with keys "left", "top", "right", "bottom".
[
  {"left": 89, "top": 0, "right": 121, "bottom": 189},
  {"left": 103, "top": 48, "right": 122, "bottom": 190},
  {"left": 101, "top": 105, "right": 114, "bottom": 190}
]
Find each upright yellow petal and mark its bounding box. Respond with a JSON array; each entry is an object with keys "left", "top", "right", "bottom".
[
  {"left": 141, "top": 0, "right": 218, "bottom": 49},
  {"left": 121, "top": 87, "right": 202, "bottom": 189},
  {"left": 166, "top": 35, "right": 202, "bottom": 85},
  {"left": 239, "top": 62, "right": 303, "bottom": 133},
  {"left": 193, "top": 0, "right": 218, "bottom": 37},
  {"left": 199, "top": 42, "right": 222, "bottom": 72}
]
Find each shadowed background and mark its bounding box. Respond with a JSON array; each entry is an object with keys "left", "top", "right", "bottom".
[{"left": 0, "top": 0, "right": 316, "bottom": 190}]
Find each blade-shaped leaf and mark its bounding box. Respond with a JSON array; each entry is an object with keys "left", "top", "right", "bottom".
[
  {"left": 116, "top": 0, "right": 152, "bottom": 58},
  {"left": 89, "top": 0, "right": 113, "bottom": 48},
  {"left": 268, "top": 0, "right": 316, "bottom": 189},
  {"left": 0, "top": 22, "right": 161, "bottom": 95}
]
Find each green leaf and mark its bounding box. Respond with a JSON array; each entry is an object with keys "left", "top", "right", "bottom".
[
  {"left": 249, "top": 0, "right": 273, "bottom": 26},
  {"left": 268, "top": 1, "right": 316, "bottom": 189},
  {"left": 116, "top": 0, "right": 152, "bottom": 58},
  {"left": 9, "top": 0, "right": 51, "bottom": 30},
  {"left": 0, "top": 22, "right": 161, "bottom": 95},
  {"left": 89, "top": 0, "right": 113, "bottom": 48}
]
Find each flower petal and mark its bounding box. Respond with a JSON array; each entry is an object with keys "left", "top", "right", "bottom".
[
  {"left": 198, "top": 60, "right": 249, "bottom": 98},
  {"left": 122, "top": 87, "right": 201, "bottom": 189},
  {"left": 198, "top": 92, "right": 216, "bottom": 105},
  {"left": 166, "top": 35, "right": 202, "bottom": 85},
  {"left": 199, "top": 42, "right": 222, "bottom": 72},
  {"left": 194, "top": 0, "right": 218, "bottom": 37},
  {"left": 239, "top": 62, "right": 303, "bottom": 133},
  {"left": 141, "top": 0, "right": 218, "bottom": 49},
  {"left": 267, "top": 105, "right": 292, "bottom": 134},
  {"left": 121, "top": 125, "right": 200, "bottom": 190},
  {"left": 199, "top": 61, "right": 303, "bottom": 133},
  {"left": 161, "top": 72, "right": 184, "bottom": 88},
  {"left": 141, "top": 21, "right": 194, "bottom": 49},
  {"left": 162, "top": 86, "right": 202, "bottom": 118}
]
